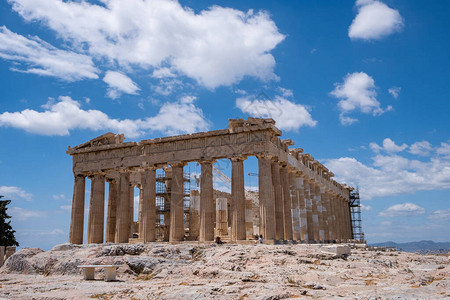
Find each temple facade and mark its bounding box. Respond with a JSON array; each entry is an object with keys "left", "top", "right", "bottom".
[{"left": 67, "top": 118, "right": 354, "bottom": 244}]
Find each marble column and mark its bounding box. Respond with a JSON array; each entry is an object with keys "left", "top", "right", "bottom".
[
  {"left": 129, "top": 184, "right": 135, "bottom": 238},
  {"left": 304, "top": 180, "right": 314, "bottom": 242},
  {"left": 280, "top": 165, "right": 293, "bottom": 241},
  {"left": 231, "top": 157, "right": 246, "bottom": 241},
  {"left": 320, "top": 188, "right": 329, "bottom": 242},
  {"left": 141, "top": 168, "right": 156, "bottom": 242},
  {"left": 170, "top": 162, "right": 186, "bottom": 242},
  {"left": 138, "top": 185, "right": 143, "bottom": 238},
  {"left": 272, "top": 161, "right": 284, "bottom": 241},
  {"left": 314, "top": 185, "right": 325, "bottom": 242},
  {"left": 289, "top": 171, "right": 301, "bottom": 241},
  {"left": 329, "top": 194, "right": 338, "bottom": 241},
  {"left": 199, "top": 161, "right": 214, "bottom": 242},
  {"left": 105, "top": 179, "right": 118, "bottom": 243},
  {"left": 87, "top": 173, "right": 105, "bottom": 244},
  {"left": 189, "top": 190, "right": 200, "bottom": 239},
  {"left": 322, "top": 190, "right": 332, "bottom": 242},
  {"left": 258, "top": 155, "right": 275, "bottom": 241},
  {"left": 115, "top": 171, "right": 130, "bottom": 243},
  {"left": 345, "top": 199, "right": 352, "bottom": 240},
  {"left": 310, "top": 183, "right": 320, "bottom": 242},
  {"left": 69, "top": 174, "right": 85, "bottom": 244},
  {"left": 216, "top": 198, "right": 228, "bottom": 236},
  {"left": 297, "top": 176, "right": 309, "bottom": 242}
]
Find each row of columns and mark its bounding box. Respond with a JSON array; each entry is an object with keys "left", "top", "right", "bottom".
[{"left": 69, "top": 156, "right": 353, "bottom": 245}]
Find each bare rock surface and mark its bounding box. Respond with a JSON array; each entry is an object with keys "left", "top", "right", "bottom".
[{"left": 0, "top": 243, "right": 448, "bottom": 299}]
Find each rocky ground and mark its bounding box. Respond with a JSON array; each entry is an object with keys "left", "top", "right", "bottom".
[{"left": 0, "top": 242, "right": 448, "bottom": 299}]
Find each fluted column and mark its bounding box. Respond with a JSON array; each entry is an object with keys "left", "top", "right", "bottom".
[
  {"left": 280, "top": 165, "right": 293, "bottom": 241},
  {"left": 310, "top": 182, "right": 320, "bottom": 242},
  {"left": 231, "top": 157, "right": 246, "bottom": 241},
  {"left": 272, "top": 160, "right": 284, "bottom": 241},
  {"left": 189, "top": 190, "right": 200, "bottom": 239},
  {"left": 105, "top": 179, "right": 118, "bottom": 243},
  {"left": 129, "top": 183, "right": 135, "bottom": 238},
  {"left": 258, "top": 155, "right": 275, "bottom": 241},
  {"left": 199, "top": 161, "right": 214, "bottom": 242},
  {"left": 303, "top": 180, "right": 314, "bottom": 242},
  {"left": 329, "top": 194, "right": 338, "bottom": 241},
  {"left": 141, "top": 167, "right": 156, "bottom": 242},
  {"left": 87, "top": 173, "right": 105, "bottom": 244},
  {"left": 314, "top": 184, "right": 325, "bottom": 242},
  {"left": 138, "top": 185, "right": 143, "bottom": 238},
  {"left": 297, "top": 175, "right": 308, "bottom": 242},
  {"left": 345, "top": 199, "right": 352, "bottom": 240},
  {"left": 170, "top": 162, "right": 186, "bottom": 242},
  {"left": 70, "top": 174, "right": 85, "bottom": 244},
  {"left": 289, "top": 171, "right": 300, "bottom": 241},
  {"left": 322, "top": 190, "right": 332, "bottom": 242},
  {"left": 320, "top": 188, "right": 329, "bottom": 242},
  {"left": 115, "top": 171, "right": 130, "bottom": 243}
]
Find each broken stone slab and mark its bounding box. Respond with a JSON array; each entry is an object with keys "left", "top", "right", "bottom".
[{"left": 320, "top": 245, "right": 350, "bottom": 256}]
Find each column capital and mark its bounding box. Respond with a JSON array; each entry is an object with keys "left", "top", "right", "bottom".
[
  {"left": 256, "top": 153, "right": 275, "bottom": 160},
  {"left": 230, "top": 155, "right": 247, "bottom": 162},
  {"left": 87, "top": 171, "right": 106, "bottom": 178},
  {"left": 199, "top": 159, "right": 216, "bottom": 165},
  {"left": 73, "top": 172, "right": 87, "bottom": 178},
  {"left": 170, "top": 161, "right": 187, "bottom": 168}
]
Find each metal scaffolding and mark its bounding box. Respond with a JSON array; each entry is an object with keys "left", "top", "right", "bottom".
[{"left": 349, "top": 189, "right": 364, "bottom": 241}]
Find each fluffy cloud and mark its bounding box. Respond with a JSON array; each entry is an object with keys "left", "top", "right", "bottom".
[
  {"left": 0, "top": 26, "right": 99, "bottom": 81},
  {"left": 409, "top": 141, "right": 433, "bottom": 156},
  {"left": 0, "top": 96, "right": 209, "bottom": 137},
  {"left": 236, "top": 93, "right": 317, "bottom": 131},
  {"left": 379, "top": 203, "right": 425, "bottom": 217},
  {"left": 8, "top": 0, "right": 285, "bottom": 88},
  {"left": 330, "top": 72, "right": 390, "bottom": 125},
  {"left": 349, "top": 0, "right": 404, "bottom": 41},
  {"left": 0, "top": 186, "right": 32, "bottom": 201},
  {"left": 360, "top": 204, "right": 372, "bottom": 211},
  {"left": 324, "top": 139, "right": 450, "bottom": 200},
  {"left": 370, "top": 138, "right": 407, "bottom": 153},
  {"left": 388, "top": 86, "right": 401, "bottom": 99},
  {"left": 9, "top": 207, "right": 47, "bottom": 220},
  {"left": 103, "top": 71, "right": 140, "bottom": 99},
  {"left": 428, "top": 209, "right": 450, "bottom": 221}
]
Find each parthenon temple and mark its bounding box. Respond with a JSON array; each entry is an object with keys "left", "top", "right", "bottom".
[{"left": 67, "top": 117, "right": 355, "bottom": 245}]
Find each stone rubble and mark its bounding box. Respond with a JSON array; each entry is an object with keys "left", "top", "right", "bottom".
[{"left": 0, "top": 243, "right": 448, "bottom": 299}]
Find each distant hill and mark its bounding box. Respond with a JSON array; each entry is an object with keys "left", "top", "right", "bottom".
[{"left": 370, "top": 240, "right": 450, "bottom": 254}]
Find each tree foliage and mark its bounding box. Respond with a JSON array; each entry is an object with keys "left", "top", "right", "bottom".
[{"left": 0, "top": 195, "right": 19, "bottom": 246}]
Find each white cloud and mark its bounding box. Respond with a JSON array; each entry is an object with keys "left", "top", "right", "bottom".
[
  {"left": 236, "top": 94, "right": 317, "bottom": 131},
  {"left": 139, "top": 97, "right": 210, "bottom": 135},
  {"left": 324, "top": 139, "right": 450, "bottom": 200},
  {"left": 9, "top": 207, "right": 47, "bottom": 220},
  {"left": 330, "top": 72, "right": 389, "bottom": 125},
  {"left": 349, "top": 0, "right": 404, "bottom": 41},
  {"left": 379, "top": 203, "right": 425, "bottom": 217},
  {"left": 409, "top": 141, "right": 433, "bottom": 156},
  {"left": 0, "top": 95, "right": 209, "bottom": 137},
  {"left": 428, "top": 209, "right": 450, "bottom": 221},
  {"left": 370, "top": 138, "right": 407, "bottom": 153},
  {"left": 0, "top": 26, "right": 99, "bottom": 81},
  {"left": 388, "top": 86, "right": 401, "bottom": 99},
  {"left": 436, "top": 141, "right": 450, "bottom": 159},
  {"left": 103, "top": 71, "right": 140, "bottom": 99},
  {"left": 360, "top": 204, "right": 372, "bottom": 211},
  {"left": 0, "top": 186, "right": 32, "bottom": 201},
  {"left": 9, "top": 0, "right": 285, "bottom": 88}
]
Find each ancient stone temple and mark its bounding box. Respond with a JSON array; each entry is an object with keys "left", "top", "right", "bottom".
[{"left": 67, "top": 118, "right": 354, "bottom": 244}]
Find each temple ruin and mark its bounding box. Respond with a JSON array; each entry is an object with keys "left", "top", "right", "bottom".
[{"left": 67, "top": 117, "right": 355, "bottom": 244}]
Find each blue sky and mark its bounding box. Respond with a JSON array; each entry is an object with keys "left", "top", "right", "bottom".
[{"left": 0, "top": 0, "right": 449, "bottom": 250}]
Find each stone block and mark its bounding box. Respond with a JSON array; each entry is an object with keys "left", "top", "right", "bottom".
[{"left": 321, "top": 245, "right": 350, "bottom": 256}]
